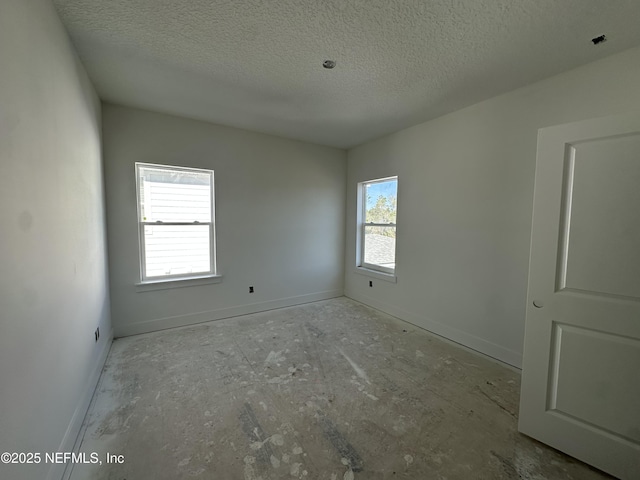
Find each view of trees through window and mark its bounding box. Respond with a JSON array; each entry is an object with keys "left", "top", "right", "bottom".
[
  {"left": 362, "top": 178, "right": 397, "bottom": 272},
  {"left": 366, "top": 190, "right": 397, "bottom": 235}
]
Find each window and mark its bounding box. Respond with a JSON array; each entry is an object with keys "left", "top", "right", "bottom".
[
  {"left": 358, "top": 176, "right": 398, "bottom": 275},
  {"left": 136, "top": 163, "right": 216, "bottom": 282}
]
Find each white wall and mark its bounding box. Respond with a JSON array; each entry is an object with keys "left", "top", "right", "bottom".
[
  {"left": 103, "top": 105, "right": 346, "bottom": 337},
  {"left": 345, "top": 45, "right": 640, "bottom": 368},
  {"left": 0, "top": 1, "right": 112, "bottom": 479}
]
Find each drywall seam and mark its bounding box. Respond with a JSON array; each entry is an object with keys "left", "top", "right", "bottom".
[
  {"left": 115, "top": 290, "right": 344, "bottom": 337},
  {"left": 47, "top": 330, "right": 113, "bottom": 480},
  {"left": 345, "top": 289, "right": 522, "bottom": 368}
]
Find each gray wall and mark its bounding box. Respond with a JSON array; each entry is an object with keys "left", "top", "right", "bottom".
[
  {"left": 0, "top": 1, "right": 112, "bottom": 479},
  {"left": 345, "top": 45, "right": 640, "bottom": 368},
  {"left": 103, "top": 105, "right": 346, "bottom": 337}
]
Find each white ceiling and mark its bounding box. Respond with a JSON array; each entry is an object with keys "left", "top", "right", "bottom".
[{"left": 53, "top": 0, "right": 640, "bottom": 148}]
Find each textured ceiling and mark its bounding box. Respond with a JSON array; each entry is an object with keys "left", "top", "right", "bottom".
[{"left": 53, "top": 0, "right": 640, "bottom": 148}]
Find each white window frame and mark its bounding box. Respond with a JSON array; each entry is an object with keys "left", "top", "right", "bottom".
[
  {"left": 356, "top": 176, "right": 398, "bottom": 277},
  {"left": 135, "top": 162, "right": 217, "bottom": 284}
]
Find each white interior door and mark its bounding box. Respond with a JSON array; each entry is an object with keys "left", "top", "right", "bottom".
[{"left": 519, "top": 111, "right": 640, "bottom": 480}]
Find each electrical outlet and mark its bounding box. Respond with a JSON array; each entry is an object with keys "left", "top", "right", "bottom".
[{"left": 249, "top": 286, "right": 254, "bottom": 293}]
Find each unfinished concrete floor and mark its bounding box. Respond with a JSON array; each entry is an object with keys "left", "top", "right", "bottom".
[{"left": 68, "top": 298, "right": 611, "bottom": 480}]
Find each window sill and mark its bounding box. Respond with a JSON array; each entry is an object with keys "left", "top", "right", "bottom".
[
  {"left": 354, "top": 267, "right": 397, "bottom": 283},
  {"left": 135, "top": 274, "right": 223, "bottom": 292}
]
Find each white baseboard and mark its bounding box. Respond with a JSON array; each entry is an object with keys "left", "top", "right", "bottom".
[
  {"left": 46, "top": 329, "right": 113, "bottom": 480},
  {"left": 115, "top": 290, "right": 344, "bottom": 337},
  {"left": 345, "top": 289, "right": 523, "bottom": 369}
]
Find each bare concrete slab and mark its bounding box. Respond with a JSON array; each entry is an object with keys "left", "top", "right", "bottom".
[{"left": 68, "top": 298, "right": 611, "bottom": 480}]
